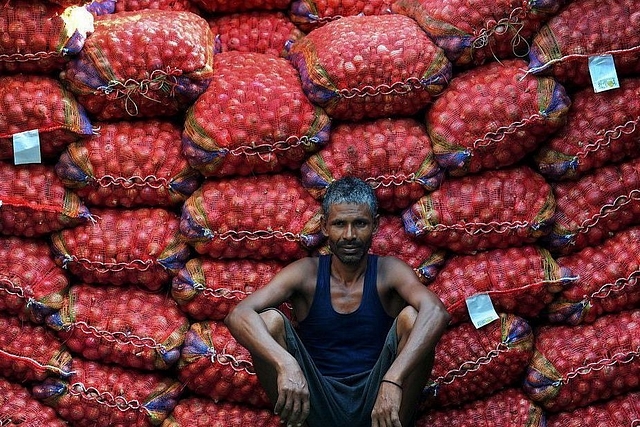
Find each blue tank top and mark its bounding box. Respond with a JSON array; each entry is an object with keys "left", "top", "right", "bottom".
[{"left": 296, "top": 254, "right": 394, "bottom": 378}]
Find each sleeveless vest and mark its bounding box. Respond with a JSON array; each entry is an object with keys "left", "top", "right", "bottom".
[{"left": 296, "top": 254, "right": 394, "bottom": 378}]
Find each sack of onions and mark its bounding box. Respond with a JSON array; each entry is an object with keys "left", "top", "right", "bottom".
[
  {"left": 523, "top": 309, "right": 640, "bottom": 413},
  {"left": 177, "top": 320, "right": 270, "bottom": 408},
  {"left": 56, "top": 119, "right": 201, "bottom": 208},
  {"left": 162, "top": 397, "right": 280, "bottom": 427},
  {"left": 288, "top": 14, "right": 452, "bottom": 121},
  {"left": 547, "top": 390, "right": 640, "bottom": 427},
  {"left": 289, "top": 0, "right": 395, "bottom": 32},
  {"left": 301, "top": 117, "right": 444, "bottom": 213},
  {"left": 0, "top": 377, "right": 68, "bottom": 427},
  {"left": 182, "top": 51, "right": 330, "bottom": 177},
  {"left": 50, "top": 207, "right": 190, "bottom": 291},
  {"left": 422, "top": 313, "right": 534, "bottom": 409},
  {"left": 402, "top": 166, "right": 556, "bottom": 253},
  {"left": 191, "top": 0, "right": 291, "bottom": 13},
  {"left": 47, "top": 284, "right": 189, "bottom": 370},
  {"left": 113, "top": 0, "right": 200, "bottom": 12},
  {"left": 60, "top": 10, "right": 214, "bottom": 120},
  {"left": 545, "top": 225, "right": 640, "bottom": 325}
]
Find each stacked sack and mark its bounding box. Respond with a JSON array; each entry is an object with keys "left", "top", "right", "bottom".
[{"left": 0, "top": 0, "right": 639, "bottom": 426}]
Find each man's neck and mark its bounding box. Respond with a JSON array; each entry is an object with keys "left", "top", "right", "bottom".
[{"left": 330, "top": 254, "right": 368, "bottom": 288}]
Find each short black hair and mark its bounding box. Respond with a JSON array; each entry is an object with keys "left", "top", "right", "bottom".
[{"left": 322, "top": 176, "right": 378, "bottom": 217}]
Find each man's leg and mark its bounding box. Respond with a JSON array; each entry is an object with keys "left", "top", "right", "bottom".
[
  {"left": 250, "top": 309, "right": 288, "bottom": 405},
  {"left": 396, "top": 306, "right": 435, "bottom": 426}
]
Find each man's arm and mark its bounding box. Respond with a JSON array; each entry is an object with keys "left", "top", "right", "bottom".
[{"left": 224, "top": 258, "right": 314, "bottom": 426}]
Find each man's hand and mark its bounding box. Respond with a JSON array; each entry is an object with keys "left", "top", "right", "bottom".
[
  {"left": 371, "top": 380, "right": 403, "bottom": 427},
  {"left": 274, "top": 363, "right": 310, "bottom": 427}
]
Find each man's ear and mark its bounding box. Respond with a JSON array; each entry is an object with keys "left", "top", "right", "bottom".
[
  {"left": 372, "top": 214, "right": 380, "bottom": 234},
  {"left": 321, "top": 214, "right": 328, "bottom": 236}
]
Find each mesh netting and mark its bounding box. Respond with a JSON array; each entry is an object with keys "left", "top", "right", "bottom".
[
  {"left": 0, "top": 312, "right": 72, "bottom": 383},
  {"left": 0, "top": 1, "right": 93, "bottom": 74},
  {"left": 426, "top": 59, "right": 571, "bottom": 176},
  {"left": 546, "top": 226, "right": 640, "bottom": 325},
  {"left": 113, "top": 0, "right": 200, "bottom": 12},
  {"left": 183, "top": 51, "right": 330, "bottom": 177},
  {"left": 172, "top": 257, "right": 287, "bottom": 321},
  {"left": 523, "top": 309, "right": 640, "bottom": 413},
  {"left": 393, "top": 0, "right": 563, "bottom": 67},
  {"left": 301, "top": 117, "right": 444, "bottom": 212},
  {"left": 60, "top": 10, "right": 214, "bottom": 120},
  {"left": 164, "top": 397, "right": 280, "bottom": 427},
  {"left": 547, "top": 390, "right": 640, "bottom": 427},
  {"left": 0, "top": 162, "right": 92, "bottom": 237},
  {"left": 50, "top": 207, "right": 190, "bottom": 290},
  {"left": 46, "top": 284, "right": 190, "bottom": 370},
  {"left": 178, "top": 320, "right": 271, "bottom": 408},
  {"left": 209, "top": 11, "right": 305, "bottom": 58},
  {"left": 287, "top": 14, "right": 452, "bottom": 121},
  {"left": 316, "top": 215, "right": 447, "bottom": 284},
  {"left": 181, "top": 173, "right": 324, "bottom": 260},
  {"left": 0, "top": 236, "right": 69, "bottom": 323},
  {"left": 32, "top": 357, "right": 183, "bottom": 426},
  {"left": 0, "top": 377, "right": 68, "bottom": 427},
  {"left": 428, "top": 245, "right": 572, "bottom": 324},
  {"left": 289, "top": 0, "right": 395, "bottom": 32},
  {"left": 192, "top": 0, "right": 291, "bottom": 13},
  {"left": 544, "top": 156, "right": 640, "bottom": 255},
  {"left": 417, "top": 387, "right": 546, "bottom": 426},
  {"left": 423, "top": 313, "right": 534, "bottom": 408},
  {"left": 527, "top": 0, "right": 640, "bottom": 88},
  {"left": 0, "top": 74, "right": 94, "bottom": 161},
  {"left": 402, "top": 166, "right": 556, "bottom": 253},
  {"left": 56, "top": 119, "right": 201, "bottom": 208},
  {"left": 534, "top": 77, "right": 640, "bottom": 181}
]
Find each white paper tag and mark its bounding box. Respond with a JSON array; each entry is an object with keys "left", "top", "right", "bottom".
[
  {"left": 13, "top": 129, "right": 42, "bottom": 165},
  {"left": 465, "top": 293, "right": 499, "bottom": 329},
  {"left": 588, "top": 54, "right": 620, "bottom": 93}
]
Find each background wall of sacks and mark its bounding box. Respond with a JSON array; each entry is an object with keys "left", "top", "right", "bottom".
[{"left": 1, "top": 0, "right": 639, "bottom": 425}]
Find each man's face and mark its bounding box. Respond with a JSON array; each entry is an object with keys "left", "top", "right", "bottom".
[{"left": 322, "top": 203, "right": 378, "bottom": 265}]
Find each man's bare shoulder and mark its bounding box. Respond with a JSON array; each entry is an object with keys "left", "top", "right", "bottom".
[{"left": 273, "top": 256, "right": 320, "bottom": 290}]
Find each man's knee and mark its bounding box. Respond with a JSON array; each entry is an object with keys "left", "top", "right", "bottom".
[
  {"left": 260, "top": 309, "right": 287, "bottom": 345},
  {"left": 397, "top": 305, "right": 418, "bottom": 335}
]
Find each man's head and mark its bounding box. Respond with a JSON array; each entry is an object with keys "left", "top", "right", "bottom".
[{"left": 321, "top": 177, "right": 379, "bottom": 265}]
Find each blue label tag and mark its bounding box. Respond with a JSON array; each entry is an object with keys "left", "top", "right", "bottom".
[
  {"left": 588, "top": 54, "right": 620, "bottom": 93},
  {"left": 465, "top": 293, "right": 499, "bottom": 329},
  {"left": 13, "top": 129, "right": 42, "bottom": 165}
]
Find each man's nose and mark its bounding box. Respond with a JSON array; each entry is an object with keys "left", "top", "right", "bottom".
[{"left": 343, "top": 224, "right": 356, "bottom": 240}]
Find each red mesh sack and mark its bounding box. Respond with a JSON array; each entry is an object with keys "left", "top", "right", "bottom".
[
  {"left": 287, "top": 14, "right": 452, "bottom": 121},
  {"left": 545, "top": 226, "right": 640, "bottom": 325},
  {"left": 60, "top": 10, "right": 215, "bottom": 121},
  {"left": 547, "top": 390, "right": 640, "bottom": 427},
  {"left": 527, "top": 0, "right": 640, "bottom": 88},
  {"left": 428, "top": 245, "right": 571, "bottom": 324},
  {"left": 0, "top": 236, "right": 69, "bottom": 323},
  {"left": 393, "top": 0, "right": 563, "bottom": 67},
  {"left": 535, "top": 78, "right": 640, "bottom": 181},
  {"left": 544, "top": 156, "right": 640, "bottom": 255},
  {"left": 0, "top": 1, "right": 93, "bottom": 74},
  {"left": 402, "top": 166, "right": 556, "bottom": 253},
  {"left": 0, "top": 312, "right": 72, "bottom": 383},
  {"left": 523, "top": 309, "right": 640, "bottom": 413},
  {"left": 0, "top": 162, "right": 92, "bottom": 238},
  {"left": 32, "top": 357, "right": 183, "bottom": 426},
  {"left": 208, "top": 11, "right": 305, "bottom": 58},
  {"left": 191, "top": 0, "right": 291, "bottom": 13},
  {"left": 0, "top": 74, "right": 95, "bottom": 161},
  {"left": 182, "top": 51, "right": 330, "bottom": 177},
  {"left": 163, "top": 397, "right": 280, "bottom": 427},
  {"left": 180, "top": 173, "right": 324, "bottom": 261},
  {"left": 0, "top": 377, "right": 68, "bottom": 427},
  {"left": 300, "top": 117, "right": 444, "bottom": 212},
  {"left": 46, "top": 284, "right": 189, "bottom": 370},
  {"left": 426, "top": 59, "right": 571, "bottom": 176},
  {"left": 56, "top": 119, "right": 201, "bottom": 208},
  {"left": 289, "top": 0, "right": 395, "bottom": 32},
  {"left": 317, "top": 215, "right": 447, "bottom": 284},
  {"left": 178, "top": 320, "right": 270, "bottom": 408},
  {"left": 172, "top": 257, "right": 287, "bottom": 321},
  {"left": 50, "top": 207, "right": 190, "bottom": 290},
  {"left": 114, "top": 0, "right": 200, "bottom": 12},
  {"left": 417, "top": 387, "right": 546, "bottom": 426},
  {"left": 423, "top": 313, "right": 534, "bottom": 409}
]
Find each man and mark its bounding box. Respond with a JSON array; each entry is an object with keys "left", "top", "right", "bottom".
[{"left": 225, "top": 176, "right": 450, "bottom": 427}]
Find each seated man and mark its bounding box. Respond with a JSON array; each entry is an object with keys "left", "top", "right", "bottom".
[{"left": 225, "top": 176, "right": 450, "bottom": 427}]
